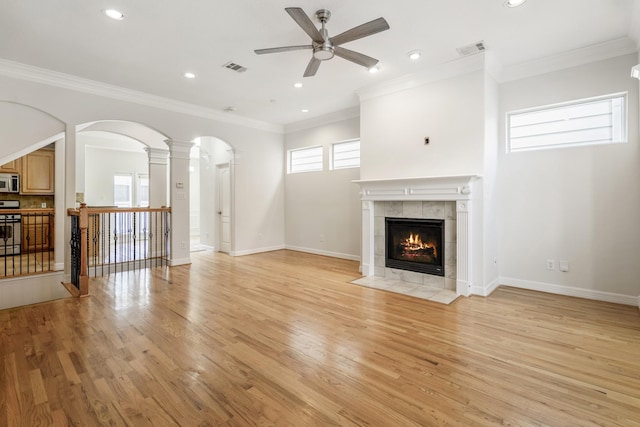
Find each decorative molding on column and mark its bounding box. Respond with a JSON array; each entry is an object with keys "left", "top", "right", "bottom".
[
  {"left": 456, "top": 200, "right": 471, "bottom": 297},
  {"left": 144, "top": 147, "right": 169, "bottom": 165},
  {"left": 361, "top": 200, "right": 375, "bottom": 276},
  {"left": 165, "top": 139, "right": 194, "bottom": 160}
]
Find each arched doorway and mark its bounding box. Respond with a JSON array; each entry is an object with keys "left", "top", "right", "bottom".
[{"left": 76, "top": 120, "right": 170, "bottom": 209}]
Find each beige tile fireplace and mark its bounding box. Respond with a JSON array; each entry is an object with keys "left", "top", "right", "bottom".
[{"left": 355, "top": 175, "right": 480, "bottom": 297}]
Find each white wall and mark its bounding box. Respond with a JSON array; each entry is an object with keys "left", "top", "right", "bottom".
[
  {"left": 83, "top": 145, "right": 148, "bottom": 206},
  {"left": 0, "top": 101, "right": 64, "bottom": 163},
  {"left": 482, "top": 73, "right": 500, "bottom": 292},
  {"left": 360, "top": 71, "right": 486, "bottom": 180},
  {"left": 284, "top": 117, "right": 361, "bottom": 260},
  {"left": 497, "top": 53, "right": 640, "bottom": 301}
]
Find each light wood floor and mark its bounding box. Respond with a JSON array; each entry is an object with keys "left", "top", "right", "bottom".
[
  {"left": 1, "top": 250, "right": 639, "bottom": 426},
  {"left": 0, "top": 251, "right": 55, "bottom": 277}
]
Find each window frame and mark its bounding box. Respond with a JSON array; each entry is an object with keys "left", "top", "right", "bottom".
[
  {"left": 506, "top": 92, "right": 628, "bottom": 153},
  {"left": 287, "top": 145, "right": 323, "bottom": 174},
  {"left": 330, "top": 138, "right": 361, "bottom": 170}
]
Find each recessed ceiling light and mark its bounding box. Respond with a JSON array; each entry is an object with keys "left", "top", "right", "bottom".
[
  {"left": 183, "top": 72, "right": 196, "bottom": 79},
  {"left": 504, "top": 0, "right": 527, "bottom": 7},
  {"left": 104, "top": 9, "right": 124, "bottom": 20},
  {"left": 301, "top": 109, "right": 309, "bottom": 113},
  {"left": 368, "top": 66, "right": 380, "bottom": 74},
  {"left": 408, "top": 50, "right": 422, "bottom": 61},
  {"left": 294, "top": 82, "right": 303, "bottom": 88}
]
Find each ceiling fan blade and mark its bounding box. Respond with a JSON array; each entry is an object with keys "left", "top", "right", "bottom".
[
  {"left": 254, "top": 45, "right": 312, "bottom": 55},
  {"left": 285, "top": 7, "right": 324, "bottom": 44},
  {"left": 334, "top": 46, "right": 379, "bottom": 69},
  {"left": 330, "top": 17, "right": 390, "bottom": 46},
  {"left": 303, "top": 57, "right": 321, "bottom": 77}
]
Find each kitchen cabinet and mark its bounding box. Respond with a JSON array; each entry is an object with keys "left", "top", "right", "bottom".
[
  {"left": 0, "top": 159, "right": 20, "bottom": 174},
  {"left": 21, "top": 212, "right": 54, "bottom": 252},
  {"left": 20, "top": 148, "right": 54, "bottom": 194}
]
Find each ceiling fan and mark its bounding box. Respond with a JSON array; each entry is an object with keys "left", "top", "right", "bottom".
[{"left": 254, "top": 7, "right": 390, "bottom": 77}]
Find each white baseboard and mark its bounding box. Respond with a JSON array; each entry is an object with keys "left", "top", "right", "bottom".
[
  {"left": 500, "top": 276, "right": 638, "bottom": 306},
  {"left": 169, "top": 257, "right": 192, "bottom": 266},
  {"left": 471, "top": 277, "right": 500, "bottom": 297},
  {"left": 0, "top": 272, "right": 69, "bottom": 310},
  {"left": 230, "top": 244, "right": 285, "bottom": 257},
  {"left": 285, "top": 245, "right": 360, "bottom": 262}
]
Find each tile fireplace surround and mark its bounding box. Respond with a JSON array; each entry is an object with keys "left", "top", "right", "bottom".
[{"left": 355, "top": 175, "right": 480, "bottom": 297}]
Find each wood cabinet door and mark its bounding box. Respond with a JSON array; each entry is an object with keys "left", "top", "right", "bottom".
[
  {"left": 21, "top": 217, "right": 51, "bottom": 252},
  {"left": 21, "top": 149, "right": 54, "bottom": 194},
  {"left": 0, "top": 159, "right": 20, "bottom": 173}
]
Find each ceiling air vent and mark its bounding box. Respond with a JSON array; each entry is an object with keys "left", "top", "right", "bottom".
[
  {"left": 223, "top": 61, "right": 248, "bottom": 73},
  {"left": 456, "top": 41, "right": 486, "bottom": 57}
]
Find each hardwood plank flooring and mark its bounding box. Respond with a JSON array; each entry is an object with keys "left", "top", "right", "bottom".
[
  {"left": 1, "top": 249, "right": 639, "bottom": 426},
  {"left": 0, "top": 251, "right": 55, "bottom": 277}
]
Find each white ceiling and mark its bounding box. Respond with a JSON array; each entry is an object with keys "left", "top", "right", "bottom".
[{"left": 0, "top": 0, "right": 638, "bottom": 126}]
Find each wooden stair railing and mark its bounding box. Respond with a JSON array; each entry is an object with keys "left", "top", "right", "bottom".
[
  {"left": 64, "top": 203, "right": 171, "bottom": 297},
  {"left": 64, "top": 203, "right": 88, "bottom": 297}
]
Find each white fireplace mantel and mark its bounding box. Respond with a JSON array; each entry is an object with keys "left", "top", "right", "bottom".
[
  {"left": 353, "top": 175, "right": 480, "bottom": 202},
  {"left": 354, "top": 175, "right": 481, "bottom": 297}
]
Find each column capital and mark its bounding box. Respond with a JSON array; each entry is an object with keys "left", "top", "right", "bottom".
[
  {"left": 144, "top": 147, "right": 169, "bottom": 165},
  {"left": 165, "top": 139, "right": 194, "bottom": 160}
]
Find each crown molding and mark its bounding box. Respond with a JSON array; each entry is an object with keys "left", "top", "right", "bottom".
[
  {"left": 284, "top": 106, "right": 360, "bottom": 133},
  {"left": 0, "top": 58, "right": 284, "bottom": 134},
  {"left": 498, "top": 37, "right": 638, "bottom": 82}
]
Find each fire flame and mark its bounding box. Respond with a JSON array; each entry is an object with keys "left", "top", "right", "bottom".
[{"left": 401, "top": 233, "right": 437, "bottom": 258}]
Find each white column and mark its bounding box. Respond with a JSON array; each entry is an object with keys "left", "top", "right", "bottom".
[
  {"left": 361, "top": 200, "right": 375, "bottom": 276},
  {"left": 456, "top": 200, "right": 472, "bottom": 297},
  {"left": 145, "top": 147, "right": 169, "bottom": 207},
  {"left": 60, "top": 124, "right": 78, "bottom": 278},
  {"left": 165, "top": 139, "right": 194, "bottom": 266}
]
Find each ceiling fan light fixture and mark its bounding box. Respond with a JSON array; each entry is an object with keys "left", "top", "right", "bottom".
[
  {"left": 104, "top": 9, "right": 125, "bottom": 20},
  {"left": 313, "top": 46, "right": 335, "bottom": 61},
  {"left": 504, "top": 0, "right": 527, "bottom": 7}
]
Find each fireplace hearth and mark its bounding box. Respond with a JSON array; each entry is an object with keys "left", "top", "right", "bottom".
[{"left": 385, "top": 217, "right": 444, "bottom": 276}]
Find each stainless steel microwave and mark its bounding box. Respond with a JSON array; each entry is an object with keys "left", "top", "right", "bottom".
[{"left": 0, "top": 174, "right": 19, "bottom": 193}]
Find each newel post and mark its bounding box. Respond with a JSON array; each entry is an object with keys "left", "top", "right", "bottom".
[{"left": 78, "top": 203, "right": 89, "bottom": 296}]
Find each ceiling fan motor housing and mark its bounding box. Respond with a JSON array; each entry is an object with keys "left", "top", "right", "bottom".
[{"left": 313, "top": 10, "right": 334, "bottom": 60}]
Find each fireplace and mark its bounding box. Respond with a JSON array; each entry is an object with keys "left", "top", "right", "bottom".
[{"left": 385, "top": 217, "right": 444, "bottom": 276}]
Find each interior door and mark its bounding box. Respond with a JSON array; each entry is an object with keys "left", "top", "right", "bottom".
[{"left": 217, "top": 163, "right": 231, "bottom": 253}]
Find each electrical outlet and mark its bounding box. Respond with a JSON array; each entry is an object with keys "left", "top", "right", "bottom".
[
  {"left": 546, "top": 259, "right": 555, "bottom": 271},
  {"left": 319, "top": 233, "right": 325, "bottom": 242},
  {"left": 180, "top": 242, "right": 186, "bottom": 249},
  {"left": 41, "top": 203, "right": 46, "bottom": 208}
]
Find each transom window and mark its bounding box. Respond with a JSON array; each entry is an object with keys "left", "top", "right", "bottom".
[
  {"left": 507, "top": 92, "right": 627, "bottom": 152},
  {"left": 288, "top": 146, "right": 323, "bottom": 173},
  {"left": 331, "top": 139, "right": 360, "bottom": 170}
]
